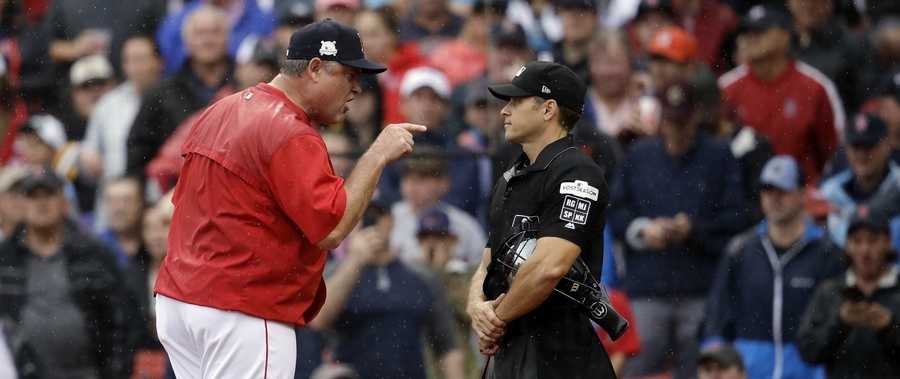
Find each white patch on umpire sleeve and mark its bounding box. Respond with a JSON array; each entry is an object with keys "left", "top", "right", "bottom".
[
  {"left": 559, "top": 195, "right": 590, "bottom": 226},
  {"left": 559, "top": 180, "right": 599, "bottom": 201}
]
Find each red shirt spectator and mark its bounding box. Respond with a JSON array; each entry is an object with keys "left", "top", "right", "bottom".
[
  {"left": 676, "top": 0, "right": 739, "bottom": 74},
  {"left": 154, "top": 83, "right": 347, "bottom": 326},
  {"left": 720, "top": 61, "right": 843, "bottom": 183},
  {"left": 380, "top": 43, "right": 427, "bottom": 124}
]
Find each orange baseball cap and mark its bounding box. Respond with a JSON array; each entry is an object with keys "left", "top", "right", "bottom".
[{"left": 648, "top": 26, "right": 698, "bottom": 63}]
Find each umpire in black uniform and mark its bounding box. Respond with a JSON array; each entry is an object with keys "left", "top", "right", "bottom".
[{"left": 466, "top": 60, "right": 616, "bottom": 378}]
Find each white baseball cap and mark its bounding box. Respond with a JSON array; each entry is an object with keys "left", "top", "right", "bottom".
[
  {"left": 400, "top": 67, "right": 451, "bottom": 100},
  {"left": 23, "top": 114, "right": 67, "bottom": 150},
  {"left": 70, "top": 54, "right": 113, "bottom": 87}
]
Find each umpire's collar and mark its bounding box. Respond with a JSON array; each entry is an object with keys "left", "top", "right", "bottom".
[{"left": 516, "top": 135, "right": 577, "bottom": 173}]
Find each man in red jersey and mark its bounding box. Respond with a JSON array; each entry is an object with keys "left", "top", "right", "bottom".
[
  {"left": 719, "top": 5, "right": 843, "bottom": 184},
  {"left": 153, "top": 20, "right": 426, "bottom": 378}
]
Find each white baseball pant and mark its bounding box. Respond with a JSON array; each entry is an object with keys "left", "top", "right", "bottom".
[{"left": 155, "top": 294, "right": 297, "bottom": 378}]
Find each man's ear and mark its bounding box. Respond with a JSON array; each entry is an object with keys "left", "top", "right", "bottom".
[
  {"left": 307, "top": 58, "right": 324, "bottom": 82},
  {"left": 544, "top": 99, "right": 558, "bottom": 122}
]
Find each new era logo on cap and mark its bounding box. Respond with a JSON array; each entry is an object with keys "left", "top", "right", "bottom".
[{"left": 541, "top": 85, "right": 551, "bottom": 94}]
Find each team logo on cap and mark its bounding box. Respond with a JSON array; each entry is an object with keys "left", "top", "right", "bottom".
[
  {"left": 319, "top": 41, "right": 338, "bottom": 56},
  {"left": 515, "top": 66, "right": 526, "bottom": 77},
  {"left": 855, "top": 114, "right": 869, "bottom": 132}
]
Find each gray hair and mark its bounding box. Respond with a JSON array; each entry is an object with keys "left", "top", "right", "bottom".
[{"left": 279, "top": 59, "right": 340, "bottom": 77}]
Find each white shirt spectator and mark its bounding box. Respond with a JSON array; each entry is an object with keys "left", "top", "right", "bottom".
[
  {"left": 391, "top": 201, "right": 487, "bottom": 270},
  {"left": 82, "top": 82, "right": 142, "bottom": 180}
]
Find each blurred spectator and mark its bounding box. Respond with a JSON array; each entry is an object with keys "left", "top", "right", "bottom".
[
  {"left": 673, "top": 0, "right": 739, "bottom": 75},
  {"left": 610, "top": 83, "right": 746, "bottom": 379},
  {"left": 14, "top": 114, "right": 69, "bottom": 172},
  {"left": 81, "top": 36, "right": 164, "bottom": 182},
  {"left": 398, "top": 0, "right": 465, "bottom": 46},
  {"left": 712, "top": 99, "right": 774, "bottom": 224},
  {"left": 697, "top": 347, "right": 747, "bottom": 379},
  {"left": 309, "top": 202, "right": 465, "bottom": 379},
  {"left": 316, "top": 0, "right": 361, "bottom": 26},
  {"left": 704, "top": 156, "right": 842, "bottom": 379},
  {"left": 0, "top": 166, "right": 28, "bottom": 240},
  {"left": 860, "top": 18, "right": 900, "bottom": 98},
  {"left": 310, "top": 364, "right": 360, "bottom": 379},
  {"left": 0, "top": 171, "right": 139, "bottom": 378},
  {"left": 378, "top": 67, "right": 484, "bottom": 216},
  {"left": 797, "top": 207, "right": 900, "bottom": 378},
  {"left": 322, "top": 130, "right": 357, "bottom": 178},
  {"left": 596, "top": 287, "right": 642, "bottom": 376},
  {"left": 390, "top": 156, "right": 486, "bottom": 269},
  {"left": 720, "top": 5, "right": 843, "bottom": 184},
  {"left": 552, "top": 0, "right": 599, "bottom": 84},
  {"left": 584, "top": 30, "right": 647, "bottom": 142},
  {"left": 505, "top": 0, "right": 561, "bottom": 52},
  {"left": 788, "top": 0, "right": 867, "bottom": 114},
  {"left": 59, "top": 54, "right": 115, "bottom": 140},
  {"left": 355, "top": 6, "right": 426, "bottom": 124},
  {"left": 864, "top": 1, "right": 900, "bottom": 28},
  {"left": 486, "top": 22, "right": 534, "bottom": 83},
  {"left": 44, "top": 0, "right": 163, "bottom": 71},
  {"left": 820, "top": 113, "right": 900, "bottom": 249},
  {"left": 273, "top": 1, "right": 315, "bottom": 50},
  {"left": 157, "top": 0, "right": 274, "bottom": 74},
  {"left": 97, "top": 177, "right": 154, "bottom": 343},
  {"left": 234, "top": 37, "right": 280, "bottom": 89},
  {"left": 828, "top": 71, "right": 900, "bottom": 177},
  {"left": 0, "top": 2, "right": 41, "bottom": 163},
  {"left": 647, "top": 26, "right": 697, "bottom": 92},
  {"left": 429, "top": 0, "right": 495, "bottom": 87},
  {"left": 127, "top": 5, "right": 236, "bottom": 178},
  {"left": 628, "top": 0, "right": 677, "bottom": 59}
]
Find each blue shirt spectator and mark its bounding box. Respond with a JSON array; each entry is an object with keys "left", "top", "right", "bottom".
[{"left": 157, "top": 0, "right": 274, "bottom": 74}]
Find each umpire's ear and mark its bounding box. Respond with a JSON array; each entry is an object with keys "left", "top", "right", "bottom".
[{"left": 542, "top": 99, "right": 559, "bottom": 122}]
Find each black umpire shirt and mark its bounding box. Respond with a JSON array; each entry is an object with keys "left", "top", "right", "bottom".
[{"left": 483, "top": 135, "right": 616, "bottom": 378}]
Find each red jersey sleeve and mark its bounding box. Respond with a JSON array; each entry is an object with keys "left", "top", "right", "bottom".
[{"left": 269, "top": 134, "right": 347, "bottom": 245}]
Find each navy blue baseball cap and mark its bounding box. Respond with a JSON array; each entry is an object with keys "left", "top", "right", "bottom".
[
  {"left": 286, "top": 19, "right": 386, "bottom": 74},
  {"left": 740, "top": 5, "right": 792, "bottom": 33},
  {"left": 846, "top": 113, "right": 888, "bottom": 147},
  {"left": 417, "top": 207, "right": 453, "bottom": 237}
]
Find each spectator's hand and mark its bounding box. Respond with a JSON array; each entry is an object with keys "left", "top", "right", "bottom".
[
  {"left": 73, "top": 30, "right": 109, "bottom": 57},
  {"left": 840, "top": 301, "right": 872, "bottom": 327},
  {"left": 346, "top": 227, "right": 384, "bottom": 267},
  {"left": 643, "top": 220, "right": 668, "bottom": 251},
  {"left": 369, "top": 123, "right": 427, "bottom": 163},
  {"left": 667, "top": 213, "right": 692, "bottom": 243},
  {"left": 863, "top": 303, "right": 893, "bottom": 331},
  {"left": 468, "top": 293, "right": 506, "bottom": 345}
]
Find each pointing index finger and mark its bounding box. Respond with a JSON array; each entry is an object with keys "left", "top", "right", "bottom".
[{"left": 397, "top": 123, "right": 427, "bottom": 133}]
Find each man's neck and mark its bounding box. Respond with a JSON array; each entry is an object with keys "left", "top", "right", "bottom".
[
  {"left": 750, "top": 55, "right": 790, "bottom": 81},
  {"left": 191, "top": 59, "right": 228, "bottom": 88},
  {"left": 856, "top": 167, "right": 888, "bottom": 195},
  {"left": 25, "top": 223, "right": 65, "bottom": 257},
  {"left": 522, "top": 128, "right": 567, "bottom": 164},
  {"left": 768, "top": 215, "right": 806, "bottom": 249},
  {"left": 269, "top": 75, "right": 311, "bottom": 116},
  {"left": 856, "top": 266, "right": 889, "bottom": 295}
]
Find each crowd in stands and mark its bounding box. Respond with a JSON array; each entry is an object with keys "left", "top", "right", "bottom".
[{"left": 0, "top": 0, "right": 900, "bottom": 378}]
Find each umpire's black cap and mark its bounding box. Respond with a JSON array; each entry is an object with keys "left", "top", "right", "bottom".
[
  {"left": 488, "top": 61, "right": 587, "bottom": 113},
  {"left": 286, "top": 19, "right": 386, "bottom": 74}
]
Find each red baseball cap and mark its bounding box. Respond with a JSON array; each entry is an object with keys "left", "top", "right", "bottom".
[{"left": 648, "top": 26, "right": 698, "bottom": 63}]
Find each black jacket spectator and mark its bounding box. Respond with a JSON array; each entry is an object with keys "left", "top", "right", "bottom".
[
  {"left": 792, "top": 21, "right": 868, "bottom": 113},
  {"left": 125, "top": 62, "right": 234, "bottom": 177},
  {"left": 0, "top": 222, "right": 141, "bottom": 379},
  {"left": 797, "top": 268, "right": 900, "bottom": 378}
]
